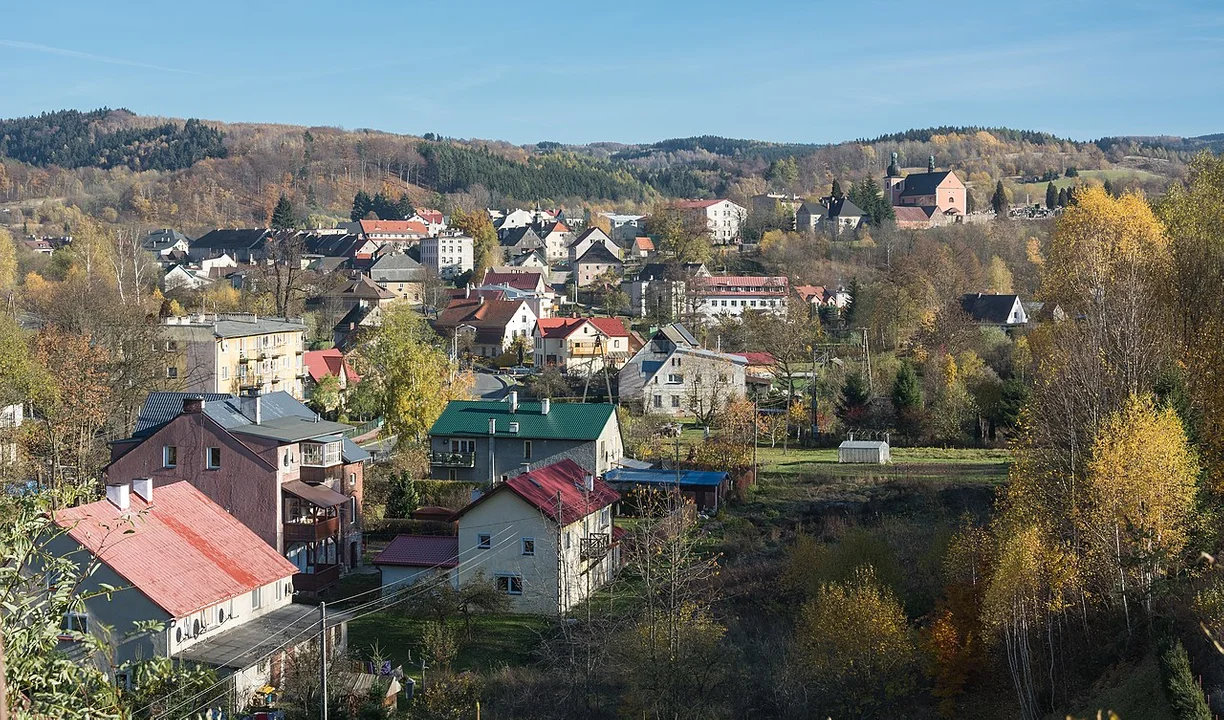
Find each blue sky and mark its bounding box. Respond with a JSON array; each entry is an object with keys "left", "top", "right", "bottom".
[{"left": 1, "top": 0, "right": 1221, "bottom": 145}]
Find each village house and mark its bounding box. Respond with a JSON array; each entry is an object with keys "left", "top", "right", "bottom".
[
  {"left": 433, "top": 297, "right": 538, "bottom": 358},
  {"left": 189, "top": 228, "right": 272, "bottom": 263},
  {"left": 352, "top": 219, "right": 429, "bottom": 251},
  {"left": 158, "top": 314, "right": 308, "bottom": 399},
  {"left": 376, "top": 459, "right": 621, "bottom": 615},
  {"left": 331, "top": 274, "right": 398, "bottom": 313},
  {"left": 627, "top": 262, "right": 709, "bottom": 318},
  {"left": 794, "top": 284, "right": 851, "bottom": 311},
  {"left": 504, "top": 249, "right": 549, "bottom": 269},
  {"left": 688, "top": 275, "right": 789, "bottom": 320},
  {"left": 574, "top": 244, "right": 624, "bottom": 288},
  {"left": 960, "top": 293, "right": 1029, "bottom": 326},
  {"left": 302, "top": 348, "right": 361, "bottom": 395},
  {"left": 599, "top": 213, "right": 647, "bottom": 243},
  {"left": 499, "top": 226, "right": 546, "bottom": 259},
  {"left": 618, "top": 324, "right": 748, "bottom": 416},
  {"left": 140, "top": 228, "right": 190, "bottom": 257},
  {"left": 674, "top": 199, "right": 747, "bottom": 244},
  {"left": 533, "top": 220, "right": 573, "bottom": 263},
  {"left": 368, "top": 252, "right": 425, "bottom": 304},
  {"left": 823, "top": 197, "right": 865, "bottom": 233},
  {"left": 533, "top": 316, "right": 632, "bottom": 375},
  {"left": 413, "top": 207, "right": 448, "bottom": 235},
  {"left": 302, "top": 230, "right": 380, "bottom": 264},
  {"left": 48, "top": 479, "right": 348, "bottom": 704},
  {"left": 107, "top": 391, "right": 370, "bottom": 593},
  {"left": 427, "top": 396, "right": 623, "bottom": 483},
  {"left": 420, "top": 233, "right": 474, "bottom": 279},
  {"left": 568, "top": 227, "right": 622, "bottom": 266}
]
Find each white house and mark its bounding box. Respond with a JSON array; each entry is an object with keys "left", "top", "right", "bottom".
[
  {"left": 533, "top": 317, "right": 633, "bottom": 374},
  {"left": 48, "top": 480, "right": 347, "bottom": 704},
  {"left": 420, "top": 233, "right": 474, "bottom": 279},
  {"left": 674, "top": 199, "right": 747, "bottom": 244},
  {"left": 617, "top": 324, "right": 748, "bottom": 416}
]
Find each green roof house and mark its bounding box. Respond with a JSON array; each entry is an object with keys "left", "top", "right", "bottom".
[{"left": 428, "top": 394, "right": 623, "bottom": 483}]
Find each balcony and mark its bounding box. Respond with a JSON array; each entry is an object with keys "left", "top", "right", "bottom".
[
  {"left": 284, "top": 515, "right": 339, "bottom": 543},
  {"left": 580, "top": 533, "right": 611, "bottom": 561},
  {"left": 430, "top": 451, "right": 475, "bottom": 468},
  {"left": 293, "top": 564, "right": 341, "bottom": 593},
  {"left": 300, "top": 464, "right": 345, "bottom": 484}
]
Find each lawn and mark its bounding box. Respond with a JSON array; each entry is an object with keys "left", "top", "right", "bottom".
[
  {"left": 347, "top": 612, "right": 552, "bottom": 683},
  {"left": 1015, "top": 168, "right": 1166, "bottom": 199}
]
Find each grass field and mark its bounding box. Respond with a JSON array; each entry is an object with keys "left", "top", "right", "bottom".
[
  {"left": 1056, "top": 651, "right": 1175, "bottom": 720},
  {"left": 1015, "top": 168, "right": 1166, "bottom": 199},
  {"left": 347, "top": 612, "right": 551, "bottom": 683}
]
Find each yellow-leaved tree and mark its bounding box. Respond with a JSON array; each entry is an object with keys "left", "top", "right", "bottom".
[
  {"left": 1079, "top": 393, "right": 1200, "bottom": 627},
  {"left": 351, "top": 304, "right": 471, "bottom": 456}
]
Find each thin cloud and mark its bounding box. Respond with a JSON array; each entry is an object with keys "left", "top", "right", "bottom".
[{"left": 0, "top": 39, "right": 204, "bottom": 75}]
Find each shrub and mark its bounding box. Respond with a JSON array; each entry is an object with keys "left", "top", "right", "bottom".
[{"left": 1158, "top": 639, "right": 1210, "bottom": 720}]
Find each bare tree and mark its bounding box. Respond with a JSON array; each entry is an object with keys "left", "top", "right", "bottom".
[{"left": 261, "top": 230, "right": 308, "bottom": 317}]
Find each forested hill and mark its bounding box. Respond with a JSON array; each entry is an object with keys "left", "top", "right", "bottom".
[
  {"left": 0, "top": 108, "right": 1215, "bottom": 229},
  {"left": 0, "top": 108, "right": 227, "bottom": 171}
]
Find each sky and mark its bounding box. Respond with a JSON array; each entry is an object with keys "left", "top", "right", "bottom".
[{"left": 1, "top": 0, "right": 1222, "bottom": 146}]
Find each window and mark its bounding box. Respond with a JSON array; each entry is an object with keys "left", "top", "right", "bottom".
[
  {"left": 653, "top": 395, "right": 662, "bottom": 408},
  {"left": 206, "top": 447, "right": 222, "bottom": 469},
  {"left": 165, "top": 340, "right": 178, "bottom": 352},
  {"left": 521, "top": 538, "right": 535, "bottom": 556},
  {"left": 165, "top": 366, "right": 178, "bottom": 379},
  {"left": 251, "top": 586, "right": 262, "bottom": 610},
  {"left": 496, "top": 574, "right": 523, "bottom": 595},
  {"left": 477, "top": 534, "right": 492, "bottom": 549},
  {"left": 450, "top": 439, "right": 476, "bottom": 453},
  {"left": 671, "top": 396, "right": 681, "bottom": 408},
  {"left": 447, "top": 469, "right": 457, "bottom": 481},
  {"left": 60, "top": 612, "right": 89, "bottom": 638},
  {"left": 220, "top": 366, "right": 229, "bottom": 380},
  {"left": 163, "top": 445, "right": 177, "bottom": 468},
  {"left": 301, "top": 441, "right": 341, "bottom": 467},
  {"left": 667, "top": 374, "right": 683, "bottom": 384},
  {"left": 523, "top": 440, "right": 532, "bottom": 460}
]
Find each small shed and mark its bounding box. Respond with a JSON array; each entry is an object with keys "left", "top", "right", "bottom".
[
  {"left": 604, "top": 468, "right": 730, "bottom": 512},
  {"left": 372, "top": 535, "right": 459, "bottom": 596},
  {"left": 838, "top": 440, "right": 891, "bottom": 464}
]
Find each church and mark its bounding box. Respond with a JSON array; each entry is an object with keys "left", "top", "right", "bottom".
[{"left": 883, "top": 153, "right": 967, "bottom": 221}]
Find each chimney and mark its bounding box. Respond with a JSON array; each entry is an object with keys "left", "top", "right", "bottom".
[
  {"left": 479, "top": 295, "right": 486, "bottom": 305},
  {"left": 508, "top": 391, "right": 519, "bottom": 413},
  {"left": 132, "top": 477, "right": 153, "bottom": 503},
  {"left": 583, "top": 474, "right": 594, "bottom": 492},
  {"left": 240, "top": 388, "right": 262, "bottom": 425},
  {"left": 465, "top": 284, "right": 471, "bottom": 298},
  {"left": 489, "top": 417, "right": 496, "bottom": 435},
  {"left": 182, "top": 396, "right": 205, "bottom": 414},
  {"left": 540, "top": 398, "right": 551, "bottom": 415},
  {"left": 106, "top": 481, "right": 131, "bottom": 512}
]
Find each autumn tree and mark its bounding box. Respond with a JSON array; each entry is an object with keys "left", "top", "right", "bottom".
[
  {"left": 0, "top": 226, "right": 16, "bottom": 292},
  {"left": 1078, "top": 394, "right": 1200, "bottom": 627},
  {"left": 352, "top": 303, "right": 469, "bottom": 451},
  {"left": 793, "top": 567, "right": 920, "bottom": 717},
  {"left": 650, "top": 205, "right": 712, "bottom": 265}
]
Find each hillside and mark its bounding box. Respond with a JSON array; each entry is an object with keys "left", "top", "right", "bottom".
[{"left": 0, "top": 109, "right": 1212, "bottom": 231}]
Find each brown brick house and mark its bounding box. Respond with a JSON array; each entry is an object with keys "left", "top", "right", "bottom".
[{"left": 106, "top": 390, "right": 370, "bottom": 593}]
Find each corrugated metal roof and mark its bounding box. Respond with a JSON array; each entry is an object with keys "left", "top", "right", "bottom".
[
  {"left": 456, "top": 459, "right": 618, "bottom": 526},
  {"left": 605, "top": 468, "right": 728, "bottom": 488},
  {"left": 429, "top": 400, "right": 614, "bottom": 440},
  {"left": 53, "top": 482, "right": 298, "bottom": 618},
  {"left": 839, "top": 440, "right": 889, "bottom": 449},
  {"left": 283, "top": 480, "right": 350, "bottom": 508},
  {"left": 374, "top": 535, "right": 459, "bottom": 568},
  {"left": 176, "top": 604, "right": 350, "bottom": 669}
]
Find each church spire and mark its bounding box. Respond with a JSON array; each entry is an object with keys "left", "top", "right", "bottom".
[{"left": 928, "top": 155, "right": 936, "bottom": 173}]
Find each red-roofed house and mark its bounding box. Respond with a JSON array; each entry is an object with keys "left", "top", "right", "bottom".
[
  {"left": 303, "top": 348, "right": 361, "bottom": 392},
  {"left": 673, "top": 198, "right": 747, "bottom": 244},
  {"left": 533, "top": 317, "right": 632, "bottom": 374},
  {"left": 689, "top": 275, "right": 789, "bottom": 320},
  {"left": 433, "top": 297, "right": 538, "bottom": 358},
  {"left": 372, "top": 535, "right": 460, "bottom": 596},
  {"left": 413, "top": 208, "right": 447, "bottom": 235},
  {"left": 452, "top": 459, "right": 620, "bottom": 614},
  {"left": 357, "top": 219, "right": 429, "bottom": 252},
  {"left": 481, "top": 269, "right": 549, "bottom": 294},
  {"left": 48, "top": 480, "right": 344, "bottom": 697}
]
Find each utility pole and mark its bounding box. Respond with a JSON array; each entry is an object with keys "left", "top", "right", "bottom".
[
  {"left": 860, "top": 328, "right": 873, "bottom": 396},
  {"left": 319, "top": 602, "right": 328, "bottom": 720}
]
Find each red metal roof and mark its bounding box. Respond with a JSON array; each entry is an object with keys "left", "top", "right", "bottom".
[
  {"left": 481, "top": 270, "right": 545, "bottom": 291},
  {"left": 732, "top": 351, "right": 777, "bottom": 366},
  {"left": 498, "top": 459, "right": 620, "bottom": 526},
  {"left": 359, "top": 220, "right": 428, "bottom": 236},
  {"left": 374, "top": 535, "right": 459, "bottom": 568},
  {"left": 302, "top": 348, "right": 361, "bottom": 384},
  {"left": 588, "top": 317, "right": 629, "bottom": 337},
  {"left": 53, "top": 482, "right": 298, "bottom": 618}
]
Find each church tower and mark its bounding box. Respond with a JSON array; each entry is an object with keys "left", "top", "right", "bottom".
[{"left": 883, "top": 152, "right": 905, "bottom": 205}]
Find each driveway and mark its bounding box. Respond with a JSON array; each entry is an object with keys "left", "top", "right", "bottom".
[{"left": 473, "top": 369, "right": 516, "bottom": 399}]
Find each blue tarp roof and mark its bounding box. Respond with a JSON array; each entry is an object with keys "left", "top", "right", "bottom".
[{"left": 605, "top": 468, "right": 727, "bottom": 488}]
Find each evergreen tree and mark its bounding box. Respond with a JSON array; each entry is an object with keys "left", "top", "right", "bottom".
[
  {"left": 892, "top": 361, "right": 923, "bottom": 441},
  {"left": 270, "top": 194, "right": 296, "bottom": 229},
  {"left": 966, "top": 190, "right": 977, "bottom": 213},
  {"left": 831, "top": 179, "right": 845, "bottom": 200},
  {"left": 1045, "top": 182, "right": 1057, "bottom": 210},
  {"left": 1103, "top": 178, "right": 1116, "bottom": 197},
  {"left": 991, "top": 181, "right": 1008, "bottom": 216},
  {"left": 1057, "top": 187, "right": 1068, "bottom": 207},
  {"left": 842, "top": 278, "right": 861, "bottom": 326},
  {"left": 1065, "top": 166, "right": 1078, "bottom": 177},
  {"left": 836, "top": 372, "right": 872, "bottom": 426},
  {"left": 350, "top": 190, "right": 373, "bottom": 221},
  {"left": 387, "top": 473, "right": 421, "bottom": 518}
]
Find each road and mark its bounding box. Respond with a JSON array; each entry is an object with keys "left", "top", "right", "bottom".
[{"left": 473, "top": 369, "right": 516, "bottom": 399}]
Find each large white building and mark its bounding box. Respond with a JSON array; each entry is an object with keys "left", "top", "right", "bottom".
[
  {"left": 420, "top": 233, "right": 474, "bottom": 279},
  {"left": 688, "top": 275, "right": 789, "bottom": 320},
  {"left": 674, "top": 199, "right": 747, "bottom": 244}
]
